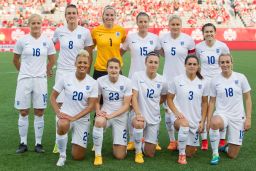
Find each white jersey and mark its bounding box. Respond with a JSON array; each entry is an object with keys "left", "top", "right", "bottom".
[
  {"left": 52, "top": 25, "right": 93, "bottom": 71},
  {"left": 14, "top": 34, "right": 56, "bottom": 80},
  {"left": 121, "top": 32, "right": 161, "bottom": 78},
  {"left": 97, "top": 75, "right": 132, "bottom": 116},
  {"left": 168, "top": 75, "right": 208, "bottom": 127},
  {"left": 209, "top": 72, "right": 251, "bottom": 119},
  {"left": 132, "top": 71, "right": 167, "bottom": 124},
  {"left": 160, "top": 32, "right": 195, "bottom": 81},
  {"left": 196, "top": 40, "right": 230, "bottom": 80},
  {"left": 53, "top": 73, "right": 98, "bottom": 118}
]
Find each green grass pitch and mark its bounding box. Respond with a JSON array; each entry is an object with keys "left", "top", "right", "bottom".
[{"left": 0, "top": 51, "right": 255, "bottom": 170}]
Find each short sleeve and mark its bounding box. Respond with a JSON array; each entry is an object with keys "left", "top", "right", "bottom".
[
  {"left": 209, "top": 79, "right": 217, "bottom": 97},
  {"left": 168, "top": 80, "right": 176, "bottom": 95},
  {"left": 131, "top": 73, "right": 139, "bottom": 91},
  {"left": 97, "top": 79, "right": 102, "bottom": 96},
  {"left": 89, "top": 80, "right": 98, "bottom": 98},
  {"left": 124, "top": 78, "right": 132, "bottom": 96},
  {"left": 84, "top": 29, "right": 94, "bottom": 47},
  {"left": 155, "top": 36, "right": 162, "bottom": 50},
  {"left": 13, "top": 38, "right": 23, "bottom": 55},
  {"left": 52, "top": 28, "right": 59, "bottom": 43},
  {"left": 53, "top": 77, "right": 65, "bottom": 93},
  {"left": 161, "top": 78, "right": 168, "bottom": 95},
  {"left": 47, "top": 38, "right": 56, "bottom": 55},
  {"left": 187, "top": 36, "right": 196, "bottom": 51},
  {"left": 241, "top": 74, "right": 251, "bottom": 93}
]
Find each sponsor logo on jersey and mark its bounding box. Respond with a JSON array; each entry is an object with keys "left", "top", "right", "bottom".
[
  {"left": 157, "top": 83, "right": 161, "bottom": 89},
  {"left": 200, "top": 50, "right": 204, "bottom": 54},
  {"left": 179, "top": 84, "right": 184, "bottom": 87},
  {"left": 163, "top": 41, "right": 167, "bottom": 43},
  {"left": 198, "top": 84, "right": 202, "bottom": 89},
  {"left": 86, "top": 85, "right": 90, "bottom": 90},
  {"left": 77, "top": 34, "right": 82, "bottom": 39},
  {"left": 180, "top": 41, "right": 184, "bottom": 46},
  {"left": 132, "top": 41, "right": 136, "bottom": 43},
  {"left": 16, "top": 101, "right": 20, "bottom": 106},
  {"left": 139, "top": 81, "right": 144, "bottom": 83},
  {"left": 116, "top": 32, "right": 120, "bottom": 37},
  {"left": 60, "top": 34, "right": 64, "bottom": 37},
  {"left": 150, "top": 40, "right": 153, "bottom": 45},
  {"left": 216, "top": 48, "right": 220, "bottom": 53},
  {"left": 67, "top": 83, "right": 71, "bottom": 86},
  {"left": 98, "top": 34, "right": 103, "bottom": 37},
  {"left": 235, "top": 80, "right": 239, "bottom": 84},
  {"left": 120, "top": 85, "right": 124, "bottom": 91},
  {"left": 43, "top": 42, "right": 46, "bottom": 46}
]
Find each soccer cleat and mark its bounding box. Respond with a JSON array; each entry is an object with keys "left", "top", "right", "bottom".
[
  {"left": 94, "top": 155, "right": 103, "bottom": 166},
  {"left": 219, "top": 139, "right": 226, "bottom": 148},
  {"left": 16, "top": 143, "right": 28, "bottom": 153},
  {"left": 135, "top": 153, "right": 144, "bottom": 164},
  {"left": 201, "top": 140, "right": 208, "bottom": 150},
  {"left": 53, "top": 143, "right": 59, "bottom": 154},
  {"left": 156, "top": 143, "right": 162, "bottom": 151},
  {"left": 56, "top": 155, "right": 66, "bottom": 166},
  {"left": 167, "top": 140, "right": 178, "bottom": 151},
  {"left": 210, "top": 154, "right": 220, "bottom": 165},
  {"left": 178, "top": 154, "right": 187, "bottom": 165},
  {"left": 35, "top": 144, "right": 45, "bottom": 153},
  {"left": 127, "top": 142, "right": 135, "bottom": 151},
  {"left": 219, "top": 144, "right": 228, "bottom": 153}
]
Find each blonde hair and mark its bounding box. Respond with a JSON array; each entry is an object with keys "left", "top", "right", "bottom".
[
  {"left": 28, "top": 14, "right": 42, "bottom": 24},
  {"left": 168, "top": 14, "right": 182, "bottom": 23},
  {"left": 102, "top": 5, "right": 116, "bottom": 16},
  {"left": 76, "top": 49, "right": 90, "bottom": 61}
]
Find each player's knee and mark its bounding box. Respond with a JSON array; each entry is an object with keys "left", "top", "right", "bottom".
[
  {"left": 144, "top": 150, "right": 155, "bottom": 158},
  {"left": 72, "top": 153, "right": 85, "bottom": 160},
  {"left": 94, "top": 117, "right": 106, "bottom": 127},
  {"left": 227, "top": 151, "right": 238, "bottom": 159},
  {"left": 57, "top": 119, "right": 70, "bottom": 134},
  {"left": 179, "top": 119, "right": 189, "bottom": 127},
  {"left": 113, "top": 152, "right": 126, "bottom": 160},
  {"left": 20, "top": 110, "right": 29, "bottom": 116},
  {"left": 34, "top": 109, "right": 44, "bottom": 116}
]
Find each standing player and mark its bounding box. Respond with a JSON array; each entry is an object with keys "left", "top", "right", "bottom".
[
  {"left": 121, "top": 12, "right": 162, "bottom": 151},
  {"left": 166, "top": 55, "right": 208, "bottom": 164},
  {"left": 50, "top": 50, "right": 98, "bottom": 166},
  {"left": 91, "top": 5, "right": 126, "bottom": 80},
  {"left": 92, "top": 58, "right": 132, "bottom": 166},
  {"left": 131, "top": 51, "right": 167, "bottom": 164},
  {"left": 160, "top": 15, "right": 195, "bottom": 151},
  {"left": 52, "top": 4, "right": 93, "bottom": 153},
  {"left": 13, "top": 14, "right": 56, "bottom": 153},
  {"left": 196, "top": 23, "right": 230, "bottom": 150},
  {"left": 208, "top": 54, "right": 252, "bottom": 165}
]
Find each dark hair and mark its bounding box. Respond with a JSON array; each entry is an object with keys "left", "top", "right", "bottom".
[
  {"left": 145, "top": 51, "right": 160, "bottom": 62},
  {"left": 202, "top": 23, "right": 216, "bottom": 33},
  {"left": 107, "top": 57, "right": 121, "bottom": 67},
  {"left": 185, "top": 55, "right": 203, "bottom": 80},
  {"left": 65, "top": 4, "right": 78, "bottom": 16},
  {"left": 136, "top": 12, "right": 150, "bottom": 23}
]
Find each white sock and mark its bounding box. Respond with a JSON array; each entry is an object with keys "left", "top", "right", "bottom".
[
  {"left": 18, "top": 114, "right": 29, "bottom": 145},
  {"left": 55, "top": 116, "right": 58, "bottom": 144},
  {"left": 128, "top": 110, "right": 135, "bottom": 142},
  {"left": 133, "top": 128, "right": 143, "bottom": 154},
  {"left": 201, "top": 126, "right": 208, "bottom": 140},
  {"left": 209, "top": 128, "right": 220, "bottom": 156},
  {"left": 178, "top": 126, "right": 189, "bottom": 155},
  {"left": 57, "top": 134, "right": 67, "bottom": 157},
  {"left": 34, "top": 115, "right": 44, "bottom": 145},
  {"left": 220, "top": 127, "right": 226, "bottom": 140},
  {"left": 165, "top": 113, "right": 175, "bottom": 141},
  {"left": 93, "top": 126, "right": 103, "bottom": 156}
]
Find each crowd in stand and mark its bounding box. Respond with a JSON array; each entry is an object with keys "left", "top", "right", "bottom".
[{"left": 0, "top": 0, "right": 255, "bottom": 28}]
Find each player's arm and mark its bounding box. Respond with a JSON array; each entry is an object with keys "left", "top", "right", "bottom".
[
  {"left": 132, "top": 89, "right": 141, "bottom": 116},
  {"left": 166, "top": 93, "right": 184, "bottom": 119},
  {"left": 120, "top": 48, "right": 127, "bottom": 56},
  {"left": 50, "top": 89, "right": 61, "bottom": 116},
  {"left": 158, "top": 48, "right": 165, "bottom": 57},
  {"left": 244, "top": 91, "right": 252, "bottom": 131},
  {"left": 95, "top": 95, "right": 105, "bottom": 117},
  {"left": 47, "top": 54, "right": 56, "bottom": 77},
  {"left": 107, "top": 95, "right": 132, "bottom": 119},
  {"left": 85, "top": 45, "right": 94, "bottom": 73},
  {"left": 199, "top": 96, "right": 208, "bottom": 133},
  {"left": 13, "top": 53, "right": 21, "bottom": 71},
  {"left": 160, "top": 94, "right": 167, "bottom": 104},
  {"left": 72, "top": 97, "right": 98, "bottom": 121}
]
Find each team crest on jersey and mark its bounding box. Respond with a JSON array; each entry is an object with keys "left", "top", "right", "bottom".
[
  {"left": 157, "top": 83, "right": 161, "bottom": 89},
  {"left": 216, "top": 48, "right": 220, "bottom": 54},
  {"left": 198, "top": 84, "right": 202, "bottom": 89},
  {"left": 86, "top": 85, "right": 90, "bottom": 90},
  {"left": 200, "top": 50, "right": 204, "bottom": 54},
  {"left": 77, "top": 34, "right": 82, "bottom": 39},
  {"left": 149, "top": 40, "right": 153, "bottom": 45},
  {"left": 43, "top": 42, "right": 46, "bottom": 46},
  {"left": 180, "top": 41, "right": 184, "bottom": 46},
  {"left": 235, "top": 80, "right": 239, "bottom": 84},
  {"left": 120, "top": 86, "right": 124, "bottom": 91},
  {"left": 116, "top": 32, "right": 120, "bottom": 37}
]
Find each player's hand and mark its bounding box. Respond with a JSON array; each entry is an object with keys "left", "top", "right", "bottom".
[
  {"left": 96, "top": 110, "right": 106, "bottom": 117},
  {"left": 244, "top": 118, "right": 251, "bottom": 131},
  {"left": 47, "top": 69, "right": 53, "bottom": 77},
  {"left": 198, "top": 121, "right": 204, "bottom": 133},
  {"left": 61, "top": 113, "right": 76, "bottom": 122},
  {"left": 57, "top": 112, "right": 68, "bottom": 119},
  {"left": 105, "top": 114, "right": 113, "bottom": 120},
  {"left": 175, "top": 111, "right": 185, "bottom": 119}
]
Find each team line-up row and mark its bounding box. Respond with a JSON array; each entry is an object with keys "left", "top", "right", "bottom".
[{"left": 12, "top": 4, "right": 252, "bottom": 167}]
